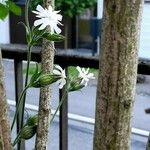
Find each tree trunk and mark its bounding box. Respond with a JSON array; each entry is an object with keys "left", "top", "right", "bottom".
[
  {"left": 35, "top": 0, "right": 55, "bottom": 149},
  {"left": 93, "top": 1, "right": 143, "bottom": 150},
  {"left": 0, "top": 50, "right": 12, "bottom": 150}
]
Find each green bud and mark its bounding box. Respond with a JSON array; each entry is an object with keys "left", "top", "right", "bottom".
[
  {"left": 32, "top": 74, "right": 59, "bottom": 87},
  {"left": 20, "top": 126, "right": 37, "bottom": 140},
  {"left": 69, "top": 84, "right": 84, "bottom": 92},
  {"left": 68, "top": 78, "right": 84, "bottom": 92},
  {"left": 26, "top": 115, "right": 38, "bottom": 126}
]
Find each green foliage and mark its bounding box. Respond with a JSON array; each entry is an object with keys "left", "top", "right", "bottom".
[
  {"left": 0, "top": 0, "right": 21, "bottom": 20},
  {"left": 0, "top": 4, "right": 8, "bottom": 20},
  {"left": 29, "top": 0, "right": 96, "bottom": 17},
  {"left": 7, "top": 1, "right": 21, "bottom": 16},
  {"left": 56, "top": 0, "right": 97, "bottom": 17}
]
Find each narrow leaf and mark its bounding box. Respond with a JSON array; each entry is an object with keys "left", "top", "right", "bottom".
[{"left": 42, "top": 33, "right": 65, "bottom": 42}]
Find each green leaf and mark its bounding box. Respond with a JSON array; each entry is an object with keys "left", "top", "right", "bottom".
[
  {"left": 42, "top": 33, "right": 65, "bottom": 42},
  {"left": 29, "top": 63, "right": 42, "bottom": 86},
  {"left": 7, "top": 1, "right": 21, "bottom": 16},
  {"left": 0, "top": 4, "right": 8, "bottom": 20}
]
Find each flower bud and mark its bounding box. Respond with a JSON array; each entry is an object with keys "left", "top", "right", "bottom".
[
  {"left": 68, "top": 78, "right": 84, "bottom": 92},
  {"left": 69, "top": 84, "right": 84, "bottom": 92},
  {"left": 26, "top": 115, "right": 38, "bottom": 126},
  {"left": 20, "top": 126, "right": 37, "bottom": 140},
  {"left": 32, "top": 74, "right": 59, "bottom": 87}
]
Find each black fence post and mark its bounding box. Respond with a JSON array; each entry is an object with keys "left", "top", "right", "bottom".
[
  {"left": 59, "top": 67, "right": 68, "bottom": 150},
  {"left": 14, "top": 59, "right": 25, "bottom": 150},
  {"left": 90, "top": 18, "right": 102, "bottom": 56}
]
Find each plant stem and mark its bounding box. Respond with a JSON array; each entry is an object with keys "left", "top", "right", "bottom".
[
  {"left": 12, "top": 130, "right": 21, "bottom": 147},
  {"left": 20, "top": 46, "right": 32, "bottom": 129},
  {"left": 50, "top": 89, "right": 67, "bottom": 124},
  {"left": 11, "top": 86, "right": 29, "bottom": 131},
  {"left": 25, "top": 0, "right": 30, "bottom": 32}
]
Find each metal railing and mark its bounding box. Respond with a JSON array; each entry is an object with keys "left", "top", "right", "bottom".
[{"left": 1, "top": 43, "right": 150, "bottom": 150}]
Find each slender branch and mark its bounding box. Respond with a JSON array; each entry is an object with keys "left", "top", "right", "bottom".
[
  {"left": 20, "top": 46, "right": 32, "bottom": 128},
  {"left": 11, "top": 85, "right": 29, "bottom": 131},
  {"left": 50, "top": 90, "right": 67, "bottom": 124},
  {"left": 12, "top": 131, "right": 21, "bottom": 147},
  {"left": 25, "top": 0, "right": 30, "bottom": 33}
]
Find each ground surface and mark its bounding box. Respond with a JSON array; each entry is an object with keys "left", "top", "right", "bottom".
[{"left": 3, "top": 59, "right": 150, "bottom": 150}]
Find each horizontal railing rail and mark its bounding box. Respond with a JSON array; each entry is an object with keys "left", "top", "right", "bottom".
[
  {"left": 1, "top": 44, "right": 150, "bottom": 74},
  {"left": 1, "top": 43, "right": 150, "bottom": 150}
]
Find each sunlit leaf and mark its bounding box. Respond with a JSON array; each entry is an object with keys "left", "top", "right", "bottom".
[
  {"left": 0, "top": 4, "right": 8, "bottom": 20},
  {"left": 7, "top": 1, "right": 21, "bottom": 16}
]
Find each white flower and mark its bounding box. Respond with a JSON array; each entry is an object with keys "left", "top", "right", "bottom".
[
  {"left": 0, "top": 0, "right": 7, "bottom": 5},
  {"left": 32, "top": 5, "right": 62, "bottom": 33},
  {"left": 53, "top": 65, "right": 66, "bottom": 89},
  {"left": 76, "top": 66, "right": 95, "bottom": 86}
]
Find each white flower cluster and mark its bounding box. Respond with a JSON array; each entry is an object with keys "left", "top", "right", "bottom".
[
  {"left": 53, "top": 65, "right": 95, "bottom": 89},
  {"left": 32, "top": 5, "right": 62, "bottom": 34},
  {"left": 76, "top": 66, "right": 95, "bottom": 86},
  {"left": 53, "top": 65, "right": 66, "bottom": 89},
  {"left": 0, "top": 0, "right": 7, "bottom": 5}
]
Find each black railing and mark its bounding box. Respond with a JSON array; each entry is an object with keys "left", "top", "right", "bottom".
[{"left": 1, "top": 43, "right": 150, "bottom": 150}]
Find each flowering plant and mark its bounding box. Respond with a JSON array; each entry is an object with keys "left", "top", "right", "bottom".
[{"left": 0, "top": 1, "right": 95, "bottom": 149}]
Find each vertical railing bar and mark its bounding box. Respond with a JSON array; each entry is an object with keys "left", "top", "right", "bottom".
[
  {"left": 59, "top": 66, "right": 68, "bottom": 150},
  {"left": 14, "top": 59, "right": 25, "bottom": 150}
]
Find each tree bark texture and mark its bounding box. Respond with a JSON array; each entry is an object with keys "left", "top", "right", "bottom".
[
  {"left": 35, "top": 0, "right": 55, "bottom": 150},
  {"left": 0, "top": 50, "right": 12, "bottom": 150},
  {"left": 93, "top": 1, "right": 143, "bottom": 150},
  {"left": 0, "top": 124, "right": 4, "bottom": 150}
]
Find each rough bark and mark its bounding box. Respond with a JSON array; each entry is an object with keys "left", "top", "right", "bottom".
[
  {"left": 35, "top": 0, "right": 55, "bottom": 150},
  {"left": 0, "top": 124, "right": 4, "bottom": 150},
  {"left": 93, "top": 1, "right": 143, "bottom": 150},
  {"left": 0, "top": 50, "right": 12, "bottom": 150}
]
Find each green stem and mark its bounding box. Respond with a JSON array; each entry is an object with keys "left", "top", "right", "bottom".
[
  {"left": 11, "top": 86, "right": 29, "bottom": 131},
  {"left": 12, "top": 130, "right": 21, "bottom": 147},
  {"left": 50, "top": 90, "right": 67, "bottom": 124},
  {"left": 25, "top": 0, "right": 30, "bottom": 32},
  {"left": 20, "top": 46, "right": 32, "bottom": 129}
]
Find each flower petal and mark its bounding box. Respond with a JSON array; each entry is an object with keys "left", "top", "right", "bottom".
[
  {"left": 53, "top": 69, "right": 61, "bottom": 75},
  {"left": 38, "top": 23, "right": 47, "bottom": 30},
  {"left": 76, "top": 66, "right": 82, "bottom": 74},
  {"left": 48, "top": 5, "right": 53, "bottom": 12},
  {"left": 53, "top": 25, "right": 61, "bottom": 34},
  {"left": 34, "top": 19, "right": 43, "bottom": 26},
  {"left": 55, "top": 65, "right": 63, "bottom": 72},
  {"left": 58, "top": 79, "right": 66, "bottom": 89},
  {"left": 36, "top": 5, "right": 45, "bottom": 12}
]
